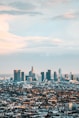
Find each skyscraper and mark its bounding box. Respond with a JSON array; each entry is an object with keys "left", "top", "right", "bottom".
[
  {"left": 21, "top": 72, "right": 24, "bottom": 81},
  {"left": 41, "top": 72, "right": 44, "bottom": 81},
  {"left": 70, "top": 72, "right": 74, "bottom": 80},
  {"left": 31, "top": 66, "right": 33, "bottom": 73},
  {"left": 58, "top": 68, "right": 62, "bottom": 81},
  {"left": 29, "top": 66, "right": 36, "bottom": 80},
  {"left": 48, "top": 70, "right": 51, "bottom": 80},
  {"left": 46, "top": 70, "right": 51, "bottom": 81},
  {"left": 54, "top": 71, "right": 58, "bottom": 81},
  {"left": 14, "top": 70, "right": 21, "bottom": 82},
  {"left": 46, "top": 71, "right": 48, "bottom": 80}
]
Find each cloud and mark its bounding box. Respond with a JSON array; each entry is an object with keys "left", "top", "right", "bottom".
[
  {"left": 1, "top": 29, "right": 79, "bottom": 55},
  {"left": 0, "top": 21, "right": 9, "bottom": 32},
  {"left": 0, "top": 29, "right": 64, "bottom": 55},
  {"left": 0, "top": 14, "right": 14, "bottom": 32},
  {"left": 52, "top": 11, "right": 79, "bottom": 20},
  {"left": 0, "top": 0, "right": 79, "bottom": 55},
  {"left": 0, "top": 14, "right": 26, "bottom": 54},
  {"left": 9, "top": 1, "right": 36, "bottom": 10},
  {"left": 0, "top": 10, "right": 42, "bottom": 16},
  {"left": 52, "top": 38, "right": 63, "bottom": 44},
  {"left": 0, "top": 1, "right": 42, "bottom": 16},
  {"left": 64, "top": 12, "right": 75, "bottom": 19},
  {"left": 0, "top": 0, "right": 75, "bottom": 16},
  {"left": 0, "top": 5, "right": 18, "bottom": 11},
  {"left": 0, "top": 31, "right": 26, "bottom": 54}
]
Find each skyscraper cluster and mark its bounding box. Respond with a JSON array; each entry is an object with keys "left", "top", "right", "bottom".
[
  {"left": 13, "top": 67, "right": 77, "bottom": 83},
  {"left": 14, "top": 70, "right": 24, "bottom": 82},
  {"left": 40, "top": 68, "right": 77, "bottom": 82},
  {"left": 41, "top": 69, "right": 59, "bottom": 82},
  {"left": 14, "top": 67, "right": 36, "bottom": 82}
]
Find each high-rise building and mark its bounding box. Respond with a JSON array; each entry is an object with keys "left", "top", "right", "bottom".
[
  {"left": 70, "top": 72, "right": 74, "bottom": 80},
  {"left": 59, "top": 68, "right": 61, "bottom": 75},
  {"left": 14, "top": 70, "right": 21, "bottom": 82},
  {"left": 21, "top": 72, "right": 24, "bottom": 81},
  {"left": 58, "top": 68, "right": 62, "bottom": 81},
  {"left": 41, "top": 72, "right": 44, "bottom": 81},
  {"left": 46, "top": 70, "right": 51, "bottom": 81},
  {"left": 31, "top": 66, "right": 33, "bottom": 73},
  {"left": 29, "top": 66, "right": 36, "bottom": 80},
  {"left": 54, "top": 71, "right": 58, "bottom": 81},
  {"left": 46, "top": 71, "right": 48, "bottom": 80},
  {"left": 48, "top": 70, "right": 51, "bottom": 80}
]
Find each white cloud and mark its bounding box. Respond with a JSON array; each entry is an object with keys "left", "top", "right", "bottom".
[
  {"left": 0, "top": 31, "right": 26, "bottom": 54},
  {"left": 52, "top": 38, "right": 63, "bottom": 44},
  {"left": 0, "top": 21, "right": 9, "bottom": 32},
  {"left": 0, "top": 14, "right": 14, "bottom": 32},
  {"left": 0, "top": 28, "right": 79, "bottom": 55},
  {"left": 0, "top": 15, "right": 9, "bottom": 32},
  {"left": 0, "top": 29, "right": 64, "bottom": 55},
  {"left": 0, "top": 5, "right": 18, "bottom": 11},
  {"left": 0, "top": 14, "right": 27, "bottom": 54},
  {"left": 64, "top": 11, "right": 76, "bottom": 19},
  {"left": 0, "top": 4, "right": 79, "bottom": 55}
]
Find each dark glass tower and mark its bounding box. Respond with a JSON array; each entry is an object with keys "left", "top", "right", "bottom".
[
  {"left": 21, "top": 72, "right": 24, "bottom": 81},
  {"left": 41, "top": 72, "right": 44, "bottom": 81},
  {"left": 54, "top": 71, "right": 58, "bottom": 81},
  {"left": 46, "top": 70, "right": 51, "bottom": 81},
  {"left": 14, "top": 70, "right": 21, "bottom": 82}
]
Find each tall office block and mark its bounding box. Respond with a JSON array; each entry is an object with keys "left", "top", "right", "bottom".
[
  {"left": 29, "top": 66, "right": 36, "bottom": 80},
  {"left": 21, "top": 72, "right": 24, "bottom": 81},
  {"left": 58, "top": 68, "right": 62, "bottom": 81},
  {"left": 70, "top": 72, "right": 74, "bottom": 80},
  {"left": 48, "top": 70, "right": 51, "bottom": 80},
  {"left": 41, "top": 72, "right": 44, "bottom": 81},
  {"left": 46, "top": 71, "right": 48, "bottom": 80},
  {"left": 46, "top": 70, "right": 51, "bottom": 81},
  {"left": 14, "top": 70, "right": 21, "bottom": 82},
  {"left": 54, "top": 71, "right": 58, "bottom": 81}
]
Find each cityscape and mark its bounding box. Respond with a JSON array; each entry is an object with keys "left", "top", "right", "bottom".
[
  {"left": 0, "top": 67, "right": 79, "bottom": 117},
  {"left": 10, "top": 67, "right": 79, "bottom": 83},
  {"left": 0, "top": 0, "right": 79, "bottom": 117}
]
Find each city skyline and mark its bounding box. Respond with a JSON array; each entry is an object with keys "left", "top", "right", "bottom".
[
  {"left": 0, "top": 0, "right": 79, "bottom": 73},
  {"left": 0, "top": 66, "right": 78, "bottom": 76}
]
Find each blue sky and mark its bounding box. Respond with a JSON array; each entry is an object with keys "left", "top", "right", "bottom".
[{"left": 0, "top": 0, "right": 79, "bottom": 74}]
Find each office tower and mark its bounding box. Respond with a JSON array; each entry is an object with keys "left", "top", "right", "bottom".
[
  {"left": 58, "top": 68, "right": 62, "bottom": 81},
  {"left": 46, "top": 70, "right": 51, "bottom": 81},
  {"left": 46, "top": 71, "right": 48, "bottom": 80},
  {"left": 29, "top": 66, "right": 36, "bottom": 80},
  {"left": 71, "top": 75, "right": 74, "bottom": 80},
  {"left": 21, "top": 72, "right": 24, "bottom": 81},
  {"left": 31, "top": 66, "right": 33, "bottom": 73},
  {"left": 41, "top": 72, "right": 44, "bottom": 81},
  {"left": 48, "top": 70, "right": 51, "bottom": 80},
  {"left": 14, "top": 70, "right": 21, "bottom": 82},
  {"left": 70, "top": 72, "right": 74, "bottom": 80},
  {"left": 54, "top": 71, "right": 58, "bottom": 81},
  {"left": 29, "top": 66, "right": 34, "bottom": 76}
]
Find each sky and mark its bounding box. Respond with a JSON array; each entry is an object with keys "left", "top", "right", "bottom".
[{"left": 0, "top": 0, "right": 79, "bottom": 74}]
